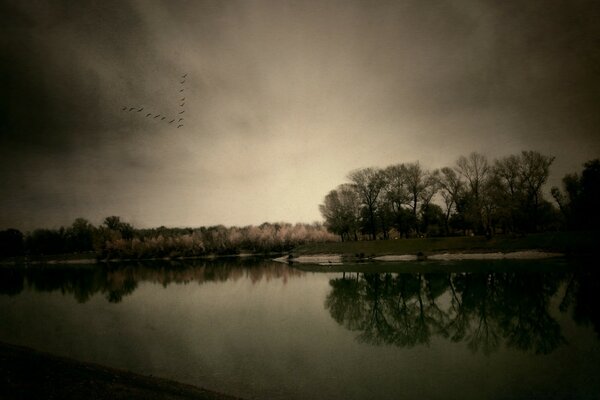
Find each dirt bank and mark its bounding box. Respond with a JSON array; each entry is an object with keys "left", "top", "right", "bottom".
[{"left": 0, "top": 342, "right": 244, "bottom": 400}]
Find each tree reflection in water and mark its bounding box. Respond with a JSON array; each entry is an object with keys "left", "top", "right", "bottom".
[
  {"left": 0, "top": 258, "right": 303, "bottom": 304},
  {"left": 326, "top": 268, "right": 600, "bottom": 355}
]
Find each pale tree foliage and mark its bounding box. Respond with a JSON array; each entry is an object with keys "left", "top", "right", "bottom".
[
  {"left": 319, "top": 184, "right": 361, "bottom": 241},
  {"left": 348, "top": 167, "right": 386, "bottom": 239}
]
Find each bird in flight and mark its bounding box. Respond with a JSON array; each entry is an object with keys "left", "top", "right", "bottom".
[
  {"left": 161, "top": 116, "right": 166, "bottom": 120},
  {"left": 179, "top": 110, "right": 185, "bottom": 114},
  {"left": 180, "top": 103, "right": 185, "bottom": 107},
  {"left": 129, "top": 107, "right": 135, "bottom": 111},
  {"left": 122, "top": 106, "right": 127, "bottom": 111},
  {"left": 181, "top": 74, "right": 187, "bottom": 78},
  {"left": 180, "top": 97, "right": 185, "bottom": 101},
  {"left": 179, "top": 89, "right": 185, "bottom": 92},
  {"left": 169, "top": 119, "right": 175, "bottom": 123},
  {"left": 177, "top": 124, "right": 184, "bottom": 128},
  {"left": 137, "top": 107, "right": 143, "bottom": 112},
  {"left": 178, "top": 118, "right": 184, "bottom": 122},
  {"left": 154, "top": 115, "right": 160, "bottom": 119},
  {"left": 146, "top": 113, "right": 151, "bottom": 117}
]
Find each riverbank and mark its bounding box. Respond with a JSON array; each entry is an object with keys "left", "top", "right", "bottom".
[
  {"left": 1, "top": 231, "right": 597, "bottom": 267},
  {"left": 291, "top": 231, "right": 599, "bottom": 260},
  {"left": 0, "top": 342, "right": 243, "bottom": 400}
]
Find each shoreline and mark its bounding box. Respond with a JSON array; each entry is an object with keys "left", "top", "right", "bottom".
[
  {"left": 0, "top": 341, "right": 243, "bottom": 400},
  {"left": 274, "top": 249, "right": 564, "bottom": 265}
]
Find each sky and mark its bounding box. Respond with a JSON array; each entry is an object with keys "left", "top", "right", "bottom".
[{"left": 1, "top": 0, "right": 599, "bottom": 231}]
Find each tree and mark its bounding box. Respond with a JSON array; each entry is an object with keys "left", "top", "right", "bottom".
[
  {"left": 320, "top": 184, "right": 361, "bottom": 241},
  {"left": 436, "top": 167, "right": 464, "bottom": 235},
  {"left": 382, "top": 164, "right": 411, "bottom": 237},
  {"left": 492, "top": 155, "right": 523, "bottom": 232},
  {"left": 102, "top": 216, "right": 134, "bottom": 239},
  {"left": 491, "top": 151, "right": 555, "bottom": 232},
  {"left": 518, "top": 151, "right": 555, "bottom": 231},
  {"left": 552, "top": 159, "right": 600, "bottom": 230},
  {"left": 348, "top": 168, "right": 386, "bottom": 240},
  {"left": 0, "top": 229, "right": 24, "bottom": 257},
  {"left": 455, "top": 152, "right": 491, "bottom": 234},
  {"left": 65, "top": 218, "right": 95, "bottom": 252}
]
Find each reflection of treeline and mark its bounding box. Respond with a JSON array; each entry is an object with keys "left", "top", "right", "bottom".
[
  {"left": 325, "top": 267, "right": 600, "bottom": 354},
  {"left": 320, "top": 152, "right": 600, "bottom": 240},
  {"left": 0, "top": 218, "right": 337, "bottom": 260},
  {"left": 0, "top": 259, "right": 303, "bottom": 303}
]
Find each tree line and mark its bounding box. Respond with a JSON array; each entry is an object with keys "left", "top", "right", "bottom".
[
  {"left": 320, "top": 151, "right": 600, "bottom": 241},
  {"left": 0, "top": 218, "right": 336, "bottom": 260}
]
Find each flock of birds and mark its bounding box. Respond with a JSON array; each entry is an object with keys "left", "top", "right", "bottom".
[{"left": 121, "top": 73, "right": 187, "bottom": 128}]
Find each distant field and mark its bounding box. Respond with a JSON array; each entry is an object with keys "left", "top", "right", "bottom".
[{"left": 293, "top": 231, "right": 600, "bottom": 257}]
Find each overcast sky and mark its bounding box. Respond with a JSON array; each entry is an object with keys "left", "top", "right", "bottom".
[{"left": 1, "top": 0, "right": 599, "bottom": 231}]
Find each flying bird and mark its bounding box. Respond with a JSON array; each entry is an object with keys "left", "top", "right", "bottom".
[
  {"left": 161, "top": 116, "right": 166, "bottom": 120},
  {"left": 179, "top": 89, "right": 184, "bottom": 92},
  {"left": 129, "top": 107, "right": 135, "bottom": 111},
  {"left": 178, "top": 118, "right": 184, "bottom": 122},
  {"left": 122, "top": 106, "right": 127, "bottom": 110},
  {"left": 146, "top": 113, "right": 152, "bottom": 117},
  {"left": 180, "top": 80, "right": 185, "bottom": 84},
  {"left": 181, "top": 74, "right": 187, "bottom": 78},
  {"left": 169, "top": 119, "right": 175, "bottom": 123},
  {"left": 177, "top": 124, "right": 183, "bottom": 128},
  {"left": 154, "top": 115, "right": 160, "bottom": 119},
  {"left": 178, "top": 110, "right": 185, "bottom": 114},
  {"left": 180, "top": 97, "right": 185, "bottom": 101},
  {"left": 137, "top": 107, "right": 143, "bottom": 112},
  {"left": 180, "top": 103, "right": 185, "bottom": 107}
]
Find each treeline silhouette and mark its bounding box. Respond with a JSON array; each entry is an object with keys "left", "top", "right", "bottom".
[
  {"left": 320, "top": 152, "right": 600, "bottom": 240},
  {"left": 0, "top": 218, "right": 336, "bottom": 260},
  {"left": 0, "top": 259, "right": 303, "bottom": 303},
  {"left": 326, "top": 266, "right": 600, "bottom": 354}
]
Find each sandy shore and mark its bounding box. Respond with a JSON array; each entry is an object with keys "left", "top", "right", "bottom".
[{"left": 0, "top": 342, "right": 243, "bottom": 400}]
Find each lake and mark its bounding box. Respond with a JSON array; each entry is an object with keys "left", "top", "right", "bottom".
[{"left": 0, "top": 258, "right": 599, "bottom": 399}]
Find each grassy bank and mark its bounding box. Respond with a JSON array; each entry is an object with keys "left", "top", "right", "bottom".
[
  {"left": 0, "top": 342, "right": 243, "bottom": 400},
  {"left": 292, "top": 231, "right": 600, "bottom": 258}
]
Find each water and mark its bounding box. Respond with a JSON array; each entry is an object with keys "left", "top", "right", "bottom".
[{"left": 0, "top": 258, "right": 599, "bottom": 399}]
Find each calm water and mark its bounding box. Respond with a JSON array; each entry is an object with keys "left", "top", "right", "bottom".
[{"left": 0, "top": 258, "right": 599, "bottom": 399}]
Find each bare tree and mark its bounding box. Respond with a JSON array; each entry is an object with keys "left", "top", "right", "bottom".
[
  {"left": 436, "top": 167, "right": 464, "bottom": 234},
  {"left": 455, "top": 153, "right": 490, "bottom": 234},
  {"left": 348, "top": 168, "right": 386, "bottom": 240}
]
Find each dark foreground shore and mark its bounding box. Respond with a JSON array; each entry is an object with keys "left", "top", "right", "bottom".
[{"left": 0, "top": 342, "right": 244, "bottom": 400}]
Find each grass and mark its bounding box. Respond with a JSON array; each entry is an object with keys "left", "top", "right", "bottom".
[{"left": 292, "top": 231, "right": 600, "bottom": 258}]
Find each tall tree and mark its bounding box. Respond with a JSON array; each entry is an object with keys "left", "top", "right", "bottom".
[
  {"left": 436, "top": 167, "right": 464, "bottom": 235},
  {"left": 517, "top": 151, "right": 555, "bottom": 231},
  {"left": 455, "top": 152, "right": 490, "bottom": 234},
  {"left": 552, "top": 159, "right": 600, "bottom": 230},
  {"left": 348, "top": 168, "right": 386, "bottom": 240},
  {"left": 320, "top": 184, "right": 361, "bottom": 241}
]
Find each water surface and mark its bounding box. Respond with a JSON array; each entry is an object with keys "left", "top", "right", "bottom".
[{"left": 0, "top": 258, "right": 598, "bottom": 399}]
